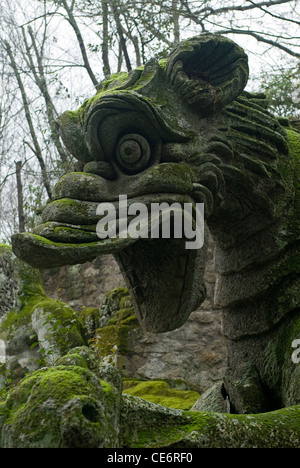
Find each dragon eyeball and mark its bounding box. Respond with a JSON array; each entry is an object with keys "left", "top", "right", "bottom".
[{"left": 116, "top": 133, "right": 151, "bottom": 173}]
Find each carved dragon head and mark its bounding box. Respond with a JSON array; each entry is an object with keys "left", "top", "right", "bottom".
[{"left": 12, "top": 34, "right": 294, "bottom": 334}]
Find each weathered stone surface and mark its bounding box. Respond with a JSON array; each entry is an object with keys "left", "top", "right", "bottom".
[
  {"left": 0, "top": 246, "right": 299, "bottom": 448},
  {"left": 191, "top": 383, "right": 228, "bottom": 413},
  {"left": 11, "top": 33, "right": 248, "bottom": 334},
  {"left": 120, "top": 395, "right": 300, "bottom": 448},
  {"left": 40, "top": 255, "right": 125, "bottom": 310},
  {"left": 0, "top": 244, "right": 43, "bottom": 319},
  {"left": 0, "top": 347, "right": 121, "bottom": 448},
  {"left": 89, "top": 282, "right": 225, "bottom": 393},
  {"left": 8, "top": 32, "right": 300, "bottom": 436},
  {"left": 0, "top": 242, "right": 225, "bottom": 403},
  {"left": 0, "top": 245, "right": 88, "bottom": 386},
  {"left": 41, "top": 236, "right": 226, "bottom": 393},
  {"left": 1, "top": 346, "right": 299, "bottom": 448}
]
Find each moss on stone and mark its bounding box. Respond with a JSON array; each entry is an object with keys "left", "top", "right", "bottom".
[
  {"left": 56, "top": 111, "right": 90, "bottom": 162},
  {"left": 122, "top": 379, "right": 200, "bottom": 410},
  {"left": 0, "top": 360, "right": 120, "bottom": 448},
  {"left": 92, "top": 321, "right": 138, "bottom": 358},
  {"left": 105, "top": 287, "right": 130, "bottom": 304},
  {"left": 286, "top": 129, "right": 300, "bottom": 233},
  {"left": 1, "top": 295, "right": 85, "bottom": 350},
  {"left": 0, "top": 244, "right": 45, "bottom": 304},
  {"left": 178, "top": 406, "right": 300, "bottom": 448},
  {"left": 78, "top": 307, "right": 101, "bottom": 333},
  {"left": 120, "top": 395, "right": 300, "bottom": 448},
  {"left": 1, "top": 342, "right": 299, "bottom": 448},
  {"left": 99, "top": 287, "right": 135, "bottom": 326},
  {"left": 106, "top": 309, "right": 138, "bottom": 326},
  {"left": 0, "top": 247, "right": 87, "bottom": 376},
  {"left": 11, "top": 231, "right": 136, "bottom": 269},
  {"left": 35, "top": 299, "right": 86, "bottom": 355},
  {"left": 0, "top": 366, "right": 93, "bottom": 447},
  {"left": 0, "top": 295, "right": 44, "bottom": 333},
  {"left": 0, "top": 246, "right": 46, "bottom": 335},
  {"left": 100, "top": 72, "right": 128, "bottom": 91},
  {"left": 90, "top": 287, "right": 139, "bottom": 361},
  {"left": 41, "top": 198, "right": 100, "bottom": 226},
  {"left": 264, "top": 312, "right": 300, "bottom": 406}
]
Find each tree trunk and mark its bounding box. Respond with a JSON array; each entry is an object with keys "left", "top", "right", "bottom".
[
  {"left": 5, "top": 41, "right": 52, "bottom": 200},
  {"left": 15, "top": 161, "right": 25, "bottom": 233},
  {"left": 172, "top": 0, "right": 180, "bottom": 44},
  {"left": 23, "top": 27, "right": 70, "bottom": 166},
  {"left": 60, "top": 0, "right": 99, "bottom": 87},
  {"left": 101, "top": 0, "right": 111, "bottom": 78},
  {"left": 111, "top": 1, "right": 132, "bottom": 72}
]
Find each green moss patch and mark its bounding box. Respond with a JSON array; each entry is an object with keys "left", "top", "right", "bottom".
[
  {"left": 122, "top": 379, "right": 200, "bottom": 410},
  {"left": 121, "top": 395, "right": 300, "bottom": 448},
  {"left": 286, "top": 129, "right": 300, "bottom": 233},
  {"left": 90, "top": 288, "right": 139, "bottom": 359},
  {"left": 0, "top": 361, "right": 120, "bottom": 448},
  {"left": 91, "top": 321, "right": 138, "bottom": 358}
]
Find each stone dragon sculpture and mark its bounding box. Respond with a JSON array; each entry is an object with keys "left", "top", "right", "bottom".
[{"left": 12, "top": 34, "right": 300, "bottom": 415}]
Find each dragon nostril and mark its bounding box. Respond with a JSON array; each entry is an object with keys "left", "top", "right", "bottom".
[{"left": 116, "top": 133, "right": 151, "bottom": 173}]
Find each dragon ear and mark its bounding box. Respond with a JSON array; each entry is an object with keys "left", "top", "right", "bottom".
[{"left": 166, "top": 34, "right": 249, "bottom": 114}]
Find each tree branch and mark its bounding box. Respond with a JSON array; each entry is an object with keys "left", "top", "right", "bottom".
[
  {"left": 111, "top": 0, "right": 132, "bottom": 72},
  {"left": 25, "top": 26, "right": 70, "bottom": 165},
  {"left": 246, "top": 0, "right": 300, "bottom": 26},
  {"left": 4, "top": 40, "right": 52, "bottom": 199},
  {"left": 59, "top": 0, "right": 99, "bottom": 87},
  {"left": 219, "top": 28, "right": 300, "bottom": 58},
  {"left": 191, "top": 0, "right": 295, "bottom": 18},
  {"left": 178, "top": 0, "right": 300, "bottom": 59}
]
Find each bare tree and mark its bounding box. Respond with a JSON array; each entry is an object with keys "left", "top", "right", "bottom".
[
  {"left": 177, "top": 0, "right": 300, "bottom": 58},
  {"left": 4, "top": 40, "right": 52, "bottom": 200},
  {"left": 111, "top": 1, "right": 133, "bottom": 72},
  {"left": 21, "top": 25, "right": 70, "bottom": 165},
  {"left": 15, "top": 161, "right": 25, "bottom": 233},
  {"left": 75, "top": 0, "right": 300, "bottom": 71},
  {"left": 59, "top": 0, "right": 99, "bottom": 87},
  {"left": 101, "top": 0, "right": 111, "bottom": 78}
]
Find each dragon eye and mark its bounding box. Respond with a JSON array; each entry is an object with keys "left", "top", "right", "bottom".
[{"left": 116, "top": 133, "right": 151, "bottom": 173}]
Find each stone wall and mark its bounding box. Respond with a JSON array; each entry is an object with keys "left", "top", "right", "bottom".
[
  {"left": 41, "top": 255, "right": 124, "bottom": 310},
  {"left": 41, "top": 238, "right": 227, "bottom": 393}
]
